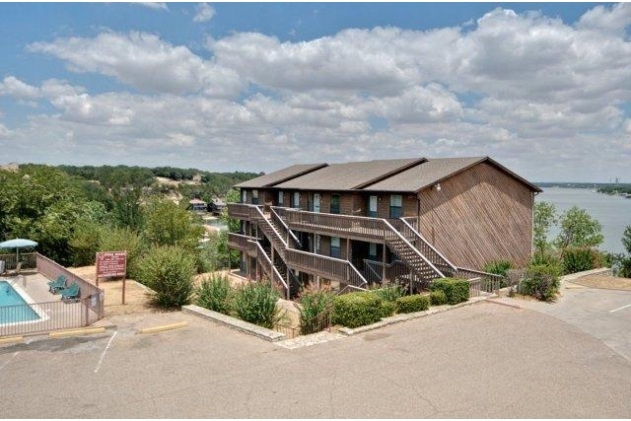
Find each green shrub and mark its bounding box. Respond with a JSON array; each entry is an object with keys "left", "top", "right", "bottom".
[
  {"left": 482, "top": 259, "right": 513, "bottom": 287},
  {"left": 562, "top": 247, "right": 598, "bottom": 274},
  {"left": 332, "top": 292, "right": 382, "bottom": 328},
  {"left": 233, "top": 282, "right": 283, "bottom": 329},
  {"left": 430, "top": 278, "right": 470, "bottom": 305},
  {"left": 379, "top": 300, "right": 397, "bottom": 318},
  {"left": 135, "top": 245, "right": 196, "bottom": 308},
  {"left": 297, "top": 285, "right": 335, "bottom": 335},
  {"left": 396, "top": 294, "right": 430, "bottom": 313},
  {"left": 69, "top": 221, "right": 103, "bottom": 267},
  {"left": 430, "top": 290, "right": 447, "bottom": 306},
  {"left": 522, "top": 264, "right": 560, "bottom": 302},
  {"left": 531, "top": 251, "right": 561, "bottom": 268},
  {"left": 196, "top": 274, "right": 233, "bottom": 314},
  {"left": 369, "top": 283, "right": 406, "bottom": 302}
]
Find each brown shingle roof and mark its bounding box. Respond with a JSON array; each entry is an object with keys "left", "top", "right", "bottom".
[
  {"left": 363, "top": 157, "right": 542, "bottom": 193},
  {"left": 275, "top": 158, "right": 425, "bottom": 191},
  {"left": 235, "top": 163, "right": 327, "bottom": 188}
]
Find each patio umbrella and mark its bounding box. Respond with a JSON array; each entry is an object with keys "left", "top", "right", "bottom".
[{"left": 0, "top": 238, "right": 38, "bottom": 263}]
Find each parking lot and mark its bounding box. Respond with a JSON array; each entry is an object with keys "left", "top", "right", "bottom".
[{"left": 1, "top": 300, "right": 630, "bottom": 418}]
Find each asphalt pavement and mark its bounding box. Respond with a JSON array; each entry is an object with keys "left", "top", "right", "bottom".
[{"left": 1, "top": 300, "right": 630, "bottom": 418}]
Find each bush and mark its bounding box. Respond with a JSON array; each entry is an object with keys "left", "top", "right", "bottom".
[
  {"left": 482, "top": 259, "right": 513, "bottom": 287},
  {"left": 69, "top": 221, "right": 103, "bottom": 267},
  {"left": 135, "top": 245, "right": 196, "bottom": 308},
  {"left": 369, "top": 283, "right": 406, "bottom": 302},
  {"left": 379, "top": 301, "right": 397, "bottom": 318},
  {"left": 561, "top": 247, "right": 598, "bottom": 274},
  {"left": 531, "top": 251, "right": 561, "bottom": 268},
  {"left": 430, "top": 278, "right": 470, "bottom": 305},
  {"left": 522, "top": 264, "right": 560, "bottom": 302},
  {"left": 332, "top": 292, "right": 382, "bottom": 328},
  {"left": 297, "top": 285, "right": 335, "bottom": 335},
  {"left": 430, "top": 290, "right": 447, "bottom": 306},
  {"left": 233, "top": 282, "right": 283, "bottom": 329},
  {"left": 396, "top": 294, "right": 430, "bottom": 313},
  {"left": 196, "top": 274, "right": 232, "bottom": 315}
]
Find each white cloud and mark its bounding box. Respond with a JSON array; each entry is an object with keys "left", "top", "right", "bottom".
[
  {"left": 193, "top": 3, "right": 215, "bottom": 23},
  {"left": 0, "top": 76, "right": 40, "bottom": 101},
  {"left": 3, "top": 4, "right": 631, "bottom": 181},
  {"left": 28, "top": 32, "right": 243, "bottom": 97},
  {"left": 138, "top": 3, "right": 169, "bottom": 11}
]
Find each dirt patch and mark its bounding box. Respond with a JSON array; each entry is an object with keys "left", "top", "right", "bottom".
[
  {"left": 568, "top": 274, "right": 631, "bottom": 291},
  {"left": 66, "top": 266, "right": 157, "bottom": 317}
]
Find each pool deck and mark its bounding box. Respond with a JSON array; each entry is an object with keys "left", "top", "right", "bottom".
[{"left": 1, "top": 271, "right": 85, "bottom": 336}]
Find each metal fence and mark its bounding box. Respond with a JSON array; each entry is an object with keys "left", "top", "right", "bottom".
[
  {"left": 0, "top": 297, "right": 97, "bottom": 337},
  {"left": 0, "top": 253, "right": 104, "bottom": 338},
  {"left": 0, "top": 252, "right": 37, "bottom": 272}
]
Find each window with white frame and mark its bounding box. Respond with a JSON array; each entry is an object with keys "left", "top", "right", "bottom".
[{"left": 330, "top": 237, "right": 341, "bottom": 258}]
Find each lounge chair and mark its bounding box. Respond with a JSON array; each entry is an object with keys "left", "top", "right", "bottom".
[
  {"left": 48, "top": 275, "right": 67, "bottom": 293},
  {"left": 61, "top": 282, "right": 80, "bottom": 302},
  {"left": 7, "top": 262, "right": 22, "bottom": 277}
]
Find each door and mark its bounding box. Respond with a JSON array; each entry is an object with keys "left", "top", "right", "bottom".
[
  {"left": 313, "top": 193, "right": 321, "bottom": 213},
  {"left": 369, "top": 195, "right": 378, "bottom": 218}
]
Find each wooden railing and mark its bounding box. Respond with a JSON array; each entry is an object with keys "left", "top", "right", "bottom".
[
  {"left": 455, "top": 267, "right": 503, "bottom": 293},
  {"left": 227, "top": 233, "right": 257, "bottom": 257},
  {"left": 363, "top": 259, "right": 409, "bottom": 283},
  {"left": 251, "top": 241, "right": 289, "bottom": 299},
  {"left": 270, "top": 206, "right": 302, "bottom": 248},
  {"left": 227, "top": 203, "right": 254, "bottom": 220},
  {"left": 285, "top": 210, "right": 384, "bottom": 241},
  {"left": 284, "top": 249, "right": 368, "bottom": 289}
]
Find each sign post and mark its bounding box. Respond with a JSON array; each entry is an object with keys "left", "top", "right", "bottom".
[{"left": 96, "top": 251, "right": 127, "bottom": 304}]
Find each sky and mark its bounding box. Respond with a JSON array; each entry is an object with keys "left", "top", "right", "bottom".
[{"left": 0, "top": 2, "right": 630, "bottom": 182}]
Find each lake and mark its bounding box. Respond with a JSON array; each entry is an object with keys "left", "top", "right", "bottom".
[{"left": 536, "top": 188, "right": 631, "bottom": 254}]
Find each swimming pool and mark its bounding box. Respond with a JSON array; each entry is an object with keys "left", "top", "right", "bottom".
[{"left": 0, "top": 280, "right": 41, "bottom": 323}]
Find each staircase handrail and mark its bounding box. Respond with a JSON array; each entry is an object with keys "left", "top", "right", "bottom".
[
  {"left": 251, "top": 205, "right": 288, "bottom": 249},
  {"left": 398, "top": 218, "right": 458, "bottom": 272},
  {"left": 382, "top": 219, "right": 446, "bottom": 279},
  {"left": 249, "top": 240, "right": 289, "bottom": 296},
  {"left": 270, "top": 206, "right": 302, "bottom": 248}
]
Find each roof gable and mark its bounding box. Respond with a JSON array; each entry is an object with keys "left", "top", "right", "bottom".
[{"left": 235, "top": 163, "right": 327, "bottom": 189}]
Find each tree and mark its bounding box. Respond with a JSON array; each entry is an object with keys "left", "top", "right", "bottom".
[
  {"left": 222, "top": 189, "right": 241, "bottom": 233},
  {"left": 622, "top": 225, "right": 631, "bottom": 255},
  {"left": 533, "top": 202, "right": 557, "bottom": 257},
  {"left": 554, "top": 206, "right": 603, "bottom": 252},
  {"left": 144, "top": 197, "right": 203, "bottom": 250}
]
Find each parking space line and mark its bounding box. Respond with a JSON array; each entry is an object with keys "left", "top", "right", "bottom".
[
  {"left": 609, "top": 303, "right": 631, "bottom": 314},
  {"left": 0, "top": 352, "right": 19, "bottom": 372},
  {"left": 94, "top": 331, "right": 117, "bottom": 374}
]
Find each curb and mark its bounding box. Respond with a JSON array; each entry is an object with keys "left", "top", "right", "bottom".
[
  {"left": 487, "top": 298, "right": 522, "bottom": 310},
  {"left": 137, "top": 322, "right": 188, "bottom": 335},
  {"left": 0, "top": 336, "right": 24, "bottom": 345},
  {"left": 338, "top": 296, "right": 490, "bottom": 336},
  {"left": 49, "top": 327, "right": 106, "bottom": 339},
  {"left": 182, "top": 305, "right": 285, "bottom": 342}
]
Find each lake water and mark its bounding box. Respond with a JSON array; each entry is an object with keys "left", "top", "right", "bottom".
[{"left": 536, "top": 188, "right": 631, "bottom": 254}]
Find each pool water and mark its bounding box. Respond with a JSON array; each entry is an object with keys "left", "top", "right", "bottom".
[{"left": 0, "top": 280, "right": 40, "bottom": 323}]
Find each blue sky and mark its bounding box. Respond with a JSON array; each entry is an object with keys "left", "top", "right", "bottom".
[{"left": 0, "top": 2, "right": 630, "bottom": 182}]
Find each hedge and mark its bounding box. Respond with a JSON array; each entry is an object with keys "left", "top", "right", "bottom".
[
  {"left": 430, "top": 290, "right": 447, "bottom": 306},
  {"left": 430, "top": 278, "right": 469, "bottom": 305},
  {"left": 396, "top": 294, "right": 430, "bottom": 313},
  {"left": 332, "top": 292, "right": 383, "bottom": 328}
]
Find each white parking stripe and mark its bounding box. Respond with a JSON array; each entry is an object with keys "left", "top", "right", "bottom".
[
  {"left": 609, "top": 303, "right": 631, "bottom": 314},
  {"left": 94, "top": 331, "right": 117, "bottom": 374},
  {"left": 0, "top": 352, "right": 19, "bottom": 372}
]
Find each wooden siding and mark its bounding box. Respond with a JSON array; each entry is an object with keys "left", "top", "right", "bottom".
[{"left": 417, "top": 162, "right": 533, "bottom": 269}]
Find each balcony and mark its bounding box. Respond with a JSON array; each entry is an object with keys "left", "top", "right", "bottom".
[
  {"left": 227, "top": 233, "right": 257, "bottom": 257},
  {"left": 284, "top": 209, "right": 386, "bottom": 242},
  {"left": 227, "top": 203, "right": 256, "bottom": 220}
]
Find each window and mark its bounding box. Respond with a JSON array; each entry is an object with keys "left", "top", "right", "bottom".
[
  {"left": 315, "top": 234, "right": 321, "bottom": 254},
  {"left": 252, "top": 189, "right": 259, "bottom": 205},
  {"left": 292, "top": 192, "right": 301, "bottom": 209},
  {"left": 241, "top": 190, "right": 247, "bottom": 204},
  {"left": 330, "top": 237, "right": 341, "bottom": 258},
  {"left": 368, "top": 195, "right": 378, "bottom": 218},
  {"left": 330, "top": 194, "right": 340, "bottom": 214},
  {"left": 278, "top": 191, "right": 284, "bottom": 206},
  {"left": 390, "top": 194, "right": 403, "bottom": 219},
  {"left": 369, "top": 243, "right": 377, "bottom": 260}
]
